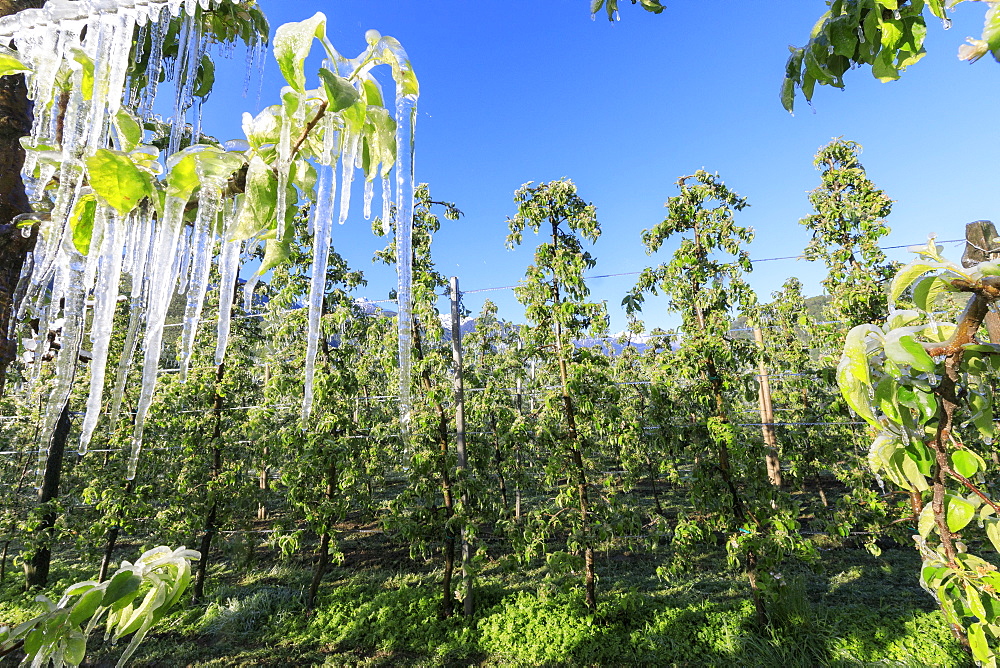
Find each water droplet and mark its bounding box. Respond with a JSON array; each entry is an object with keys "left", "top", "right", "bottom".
[
  {"left": 858, "top": 27, "right": 866, "bottom": 44},
  {"left": 943, "top": 18, "right": 952, "bottom": 30},
  {"left": 893, "top": 9, "right": 901, "bottom": 19}
]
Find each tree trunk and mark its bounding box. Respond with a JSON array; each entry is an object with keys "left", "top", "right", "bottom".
[
  {"left": 24, "top": 403, "right": 71, "bottom": 589},
  {"left": 0, "top": 0, "right": 45, "bottom": 397},
  {"left": 753, "top": 327, "right": 782, "bottom": 487},
  {"left": 192, "top": 362, "right": 225, "bottom": 605},
  {"left": 307, "top": 453, "right": 338, "bottom": 610}
]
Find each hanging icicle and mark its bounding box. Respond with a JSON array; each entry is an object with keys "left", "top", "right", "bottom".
[{"left": 4, "top": 3, "right": 419, "bottom": 479}]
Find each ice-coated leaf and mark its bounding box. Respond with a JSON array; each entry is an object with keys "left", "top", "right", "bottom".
[
  {"left": 318, "top": 68, "right": 360, "bottom": 112},
  {"left": 242, "top": 107, "right": 281, "bottom": 148},
  {"left": 945, "top": 494, "right": 976, "bottom": 533},
  {"left": 85, "top": 150, "right": 152, "bottom": 216},
  {"left": 69, "top": 588, "right": 103, "bottom": 626},
  {"left": 166, "top": 146, "right": 244, "bottom": 199},
  {"left": 884, "top": 327, "right": 936, "bottom": 373},
  {"left": 952, "top": 449, "right": 980, "bottom": 479},
  {"left": 886, "top": 309, "right": 922, "bottom": 330},
  {"left": 843, "top": 324, "right": 880, "bottom": 383},
  {"left": 102, "top": 571, "right": 141, "bottom": 609},
  {"left": 273, "top": 12, "right": 326, "bottom": 93},
  {"left": 114, "top": 109, "right": 143, "bottom": 153},
  {"left": 890, "top": 260, "right": 942, "bottom": 305},
  {"left": 69, "top": 194, "right": 97, "bottom": 256},
  {"left": 912, "top": 275, "right": 960, "bottom": 313},
  {"left": 0, "top": 45, "right": 30, "bottom": 78},
  {"left": 230, "top": 156, "right": 277, "bottom": 241},
  {"left": 69, "top": 47, "right": 95, "bottom": 101},
  {"left": 837, "top": 356, "right": 878, "bottom": 427},
  {"left": 64, "top": 630, "right": 87, "bottom": 665},
  {"left": 918, "top": 502, "right": 935, "bottom": 538}
]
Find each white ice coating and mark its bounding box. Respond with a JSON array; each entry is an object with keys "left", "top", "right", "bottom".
[
  {"left": 177, "top": 176, "right": 225, "bottom": 380},
  {"left": 214, "top": 235, "right": 242, "bottom": 365},
  {"left": 127, "top": 195, "right": 186, "bottom": 479},
  {"left": 393, "top": 94, "right": 417, "bottom": 433},
  {"left": 9, "top": 2, "right": 419, "bottom": 478},
  {"left": 78, "top": 208, "right": 126, "bottom": 454},
  {"left": 301, "top": 114, "right": 339, "bottom": 422}
]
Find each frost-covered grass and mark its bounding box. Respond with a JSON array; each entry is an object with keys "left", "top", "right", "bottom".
[{"left": 0, "top": 534, "right": 972, "bottom": 666}]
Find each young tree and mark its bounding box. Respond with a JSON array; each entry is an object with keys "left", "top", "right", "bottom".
[
  {"left": 800, "top": 138, "right": 895, "bottom": 333},
  {"left": 506, "top": 179, "right": 610, "bottom": 611}
]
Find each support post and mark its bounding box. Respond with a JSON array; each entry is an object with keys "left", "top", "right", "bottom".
[
  {"left": 449, "top": 276, "right": 473, "bottom": 616},
  {"left": 753, "top": 326, "right": 782, "bottom": 488}
]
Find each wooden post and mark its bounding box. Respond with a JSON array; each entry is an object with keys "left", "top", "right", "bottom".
[
  {"left": 962, "top": 220, "right": 1000, "bottom": 342},
  {"left": 449, "top": 277, "right": 472, "bottom": 616},
  {"left": 753, "top": 326, "right": 782, "bottom": 488}
]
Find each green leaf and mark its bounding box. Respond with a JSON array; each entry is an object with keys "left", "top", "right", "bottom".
[
  {"left": 318, "top": 68, "right": 360, "bottom": 112},
  {"left": 85, "top": 150, "right": 152, "bottom": 216},
  {"left": 0, "top": 45, "right": 30, "bottom": 77},
  {"left": 69, "top": 47, "right": 95, "bottom": 101},
  {"left": 890, "top": 260, "right": 941, "bottom": 305},
  {"left": 102, "top": 571, "right": 141, "bottom": 609},
  {"left": 166, "top": 146, "right": 244, "bottom": 199},
  {"left": 69, "top": 194, "right": 97, "bottom": 256},
  {"left": 114, "top": 109, "right": 143, "bottom": 153},
  {"left": 985, "top": 518, "right": 1000, "bottom": 553},
  {"left": 918, "top": 502, "right": 936, "bottom": 538},
  {"left": 69, "top": 588, "right": 103, "bottom": 626},
  {"left": 945, "top": 494, "right": 976, "bottom": 533},
  {"left": 952, "top": 449, "right": 980, "bottom": 479},
  {"left": 968, "top": 622, "right": 992, "bottom": 663},
  {"left": 193, "top": 53, "right": 216, "bottom": 99},
  {"left": 966, "top": 582, "right": 989, "bottom": 620},
  {"left": 64, "top": 630, "right": 87, "bottom": 665},
  {"left": 273, "top": 12, "right": 326, "bottom": 93},
  {"left": 912, "top": 275, "right": 959, "bottom": 312},
  {"left": 884, "top": 327, "right": 936, "bottom": 373},
  {"left": 230, "top": 156, "right": 277, "bottom": 241},
  {"left": 23, "top": 627, "right": 43, "bottom": 657}
]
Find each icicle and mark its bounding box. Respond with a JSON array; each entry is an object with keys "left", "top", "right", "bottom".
[
  {"left": 301, "top": 117, "right": 339, "bottom": 422},
  {"left": 275, "top": 92, "right": 294, "bottom": 242},
  {"left": 177, "top": 176, "right": 224, "bottom": 380},
  {"left": 393, "top": 91, "right": 417, "bottom": 434},
  {"left": 363, "top": 178, "right": 374, "bottom": 220},
  {"left": 35, "top": 246, "right": 86, "bottom": 488},
  {"left": 138, "top": 4, "right": 166, "bottom": 119},
  {"left": 81, "top": 203, "right": 107, "bottom": 293},
  {"left": 381, "top": 176, "right": 392, "bottom": 236},
  {"left": 241, "top": 237, "right": 262, "bottom": 312},
  {"left": 175, "top": 224, "right": 192, "bottom": 294},
  {"left": 79, "top": 208, "right": 126, "bottom": 454},
  {"left": 338, "top": 135, "right": 360, "bottom": 226},
  {"left": 242, "top": 38, "right": 259, "bottom": 97},
  {"left": 167, "top": 12, "right": 200, "bottom": 156},
  {"left": 108, "top": 290, "right": 144, "bottom": 427},
  {"left": 214, "top": 237, "right": 241, "bottom": 365},
  {"left": 128, "top": 195, "right": 186, "bottom": 480}
]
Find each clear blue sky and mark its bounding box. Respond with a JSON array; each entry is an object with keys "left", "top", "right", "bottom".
[{"left": 198, "top": 1, "right": 1000, "bottom": 334}]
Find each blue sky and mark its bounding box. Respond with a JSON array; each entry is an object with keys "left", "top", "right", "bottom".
[{"left": 199, "top": 1, "right": 1000, "bottom": 334}]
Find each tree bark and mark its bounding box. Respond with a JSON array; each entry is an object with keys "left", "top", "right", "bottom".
[
  {"left": 24, "top": 403, "right": 71, "bottom": 589},
  {"left": 192, "top": 361, "right": 225, "bottom": 605},
  {"left": 0, "top": 0, "right": 45, "bottom": 397}
]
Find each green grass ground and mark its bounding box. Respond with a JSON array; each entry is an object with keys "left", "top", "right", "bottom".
[{"left": 0, "top": 529, "right": 972, "bottom": 667}]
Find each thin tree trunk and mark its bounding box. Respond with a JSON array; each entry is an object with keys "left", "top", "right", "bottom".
[
  {"left": 192, "top": 361, "right": 225, "bottom": 605},
  {"left": 550, "top": 219, "right": 595, "bottom": 612},
  {"left": 412, "top": 320, "right": 456, "bottom": 618},
  {"left": 307, "top": 454, "right": 338, "bottom": 610},
  {"left": 24, "top": 403, "right": 71, "bottom": 589}
]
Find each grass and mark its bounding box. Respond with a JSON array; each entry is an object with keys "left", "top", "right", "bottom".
[{"left": 0, "top": 527, "right": 973, "bottom": 667}]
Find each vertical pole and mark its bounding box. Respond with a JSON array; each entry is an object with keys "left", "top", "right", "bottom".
[
  {"left": 449, "top": 277, "right": 472, "bottom": 616},
  {"left": 753, "top": 326, "right": 782, "bottom": 487}
]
